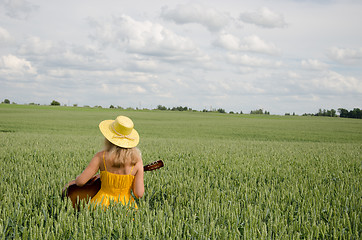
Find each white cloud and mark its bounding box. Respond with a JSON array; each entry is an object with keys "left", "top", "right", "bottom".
[
  {"left": 89, "top": 15, "right": 203, "bottom": 60},
  {"left": 291, "top": 70, "right": 362, "bottom": 95},
  {"left": 59, "top": 50, "right": 106, "bottom": 69},
  {"left": 214, "top": 33, "right": 240, "bottom": 50},
  {"left": 1, "top": 0, "right": 39, "bottom": 20},
  {"left": 310, "top": 71, "right": 362, "bottom": 93},
  {"left": 242, "top": 35, "right": 280, "bottom": 55},
  {"left": 0, "top": 54, "right": 37, "bottom": 76},
  {"left": 0, "top": 26, "right": 12, "bottom": 42},
  {"left": 18, "top": 37, "right": 54, "bottom": 55},
  {"left": 301, "top": 59, "right": 328, "bottom": 70},
  {"left": 101, "top": 83, "right": 147, "bottom": 95},
  {"left": 161, "top": 3, "right": 230, "bottom": 32},
  {"left": 239, "top": 7, "right": 287, "bottom": 28},
  {"left": 288, "top": 71, "right": 300, "bottom": 79},
  {"left": 226, "top": 53, "right": 282, "bottom": 68},
  {"left": 46, "top": 68, "right": 74, "bottom": 78},
  {"left": 125, "top": 58, "right": 160, "bottom": 73},
  {"left": 327, "top": 47, "right": 362, "bottom": 64},
  {"left": 214, "top": 34, "right": 280, "bottom": 55},
  {"left": 17, "top": 37, "right": 114, "bottom": 70}
]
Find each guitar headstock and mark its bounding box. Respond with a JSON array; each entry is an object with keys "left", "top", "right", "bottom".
[{"left": 143, "top": 160, "right": 164, "bottom": 171}]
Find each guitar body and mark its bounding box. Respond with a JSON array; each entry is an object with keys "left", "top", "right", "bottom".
[
  {"left": 62, "top": 175, "right": 101, "bottom": 208},
  {"left": 62, "top": 160, "right": 164, "bottom": 208}
]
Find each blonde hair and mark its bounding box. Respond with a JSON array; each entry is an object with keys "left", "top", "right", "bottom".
[{"left": 104, "top": 138, "right": 141, "bottom": 167}]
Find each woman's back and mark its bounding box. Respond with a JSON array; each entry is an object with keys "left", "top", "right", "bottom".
[
  {"left": 100, "top": 151, "right": 136, "bottom": 175},
  {"left": 91, "top": 151, "right": 138, "bottom": 208}
]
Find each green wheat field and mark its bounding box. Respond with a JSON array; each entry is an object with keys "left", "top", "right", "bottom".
[{"left": 0, "top": 104, "right": 361, "bottom": 239}]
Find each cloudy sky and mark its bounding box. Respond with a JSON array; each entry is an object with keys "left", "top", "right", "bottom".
[{"left": 1, "top": 0, "right": 361, "bottom": 114}]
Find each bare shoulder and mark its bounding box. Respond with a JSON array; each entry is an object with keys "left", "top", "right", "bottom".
[
  {"left": 134, "top": 157, "right": 144, "bottom": 172},
  {"left": 94, "top": 151, "right": 104, "bottom": 158},
  {"left": 94, "top": 151, "right": 105, "bottom": 158},
  {"left": 91, "top": 151, "right": 104, "bottom": 164}
]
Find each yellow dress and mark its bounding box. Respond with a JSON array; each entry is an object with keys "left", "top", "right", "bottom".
[{"left": 90, "top": 152, "right": 137, "bottom": 208}]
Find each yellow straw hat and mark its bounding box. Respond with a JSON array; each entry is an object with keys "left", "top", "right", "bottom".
[{"left": 99, "top": 116, "right": 139, "bottom": 148}]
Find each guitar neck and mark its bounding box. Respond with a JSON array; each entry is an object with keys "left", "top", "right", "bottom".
[{"left": 143, "top": 160, "right": 164, "bottom": 171}]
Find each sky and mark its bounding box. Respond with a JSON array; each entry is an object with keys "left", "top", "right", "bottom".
[{"left": 0, "top": 0, "right": 361, "bottom": 114}]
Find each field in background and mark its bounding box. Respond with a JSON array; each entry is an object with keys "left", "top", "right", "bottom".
[{"left": 0, "top": 104, "right": 361, "bottom": 239}]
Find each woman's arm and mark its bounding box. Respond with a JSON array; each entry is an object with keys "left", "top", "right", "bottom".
[
  {"left": 75, "top": 152, "right": 102, "bottom": 186},
  {"left": 132, "top": 159, "right": 144, "bottom": 198}
]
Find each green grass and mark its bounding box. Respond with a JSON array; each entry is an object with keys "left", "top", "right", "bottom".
[{"left": 0, "top": 104, "right": 361, "bottom": 239}]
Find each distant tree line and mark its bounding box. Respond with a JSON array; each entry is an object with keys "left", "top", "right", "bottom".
[
  {"left": 3, "top": 99, "right": 360, "bottom": 119},
  {"left": 157, "top": 105, "right": 193, "bottom": 111},
  {"left": 250, "top": 109, "right": 270, "bottom": 115},
  {"left": 156, "top": 105, "right": 240, "bottom": 114},
  {"left": 315, "top": 108, "right": 337, "bottom": 117},
  {"left": 302, "top": 108, "right": 361, "bottom": 119},
  {"left": 338, "top": 108, "right": 362, "bottom": 119},
  {"left": 202, "top": 108, "right": 227, "bottom": 113}
]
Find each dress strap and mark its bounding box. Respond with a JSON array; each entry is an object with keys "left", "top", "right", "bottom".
[
  {"left": 103, "top": 151, "right": 107, "bottom": 172},
  {"left": 129, "top": 165, "right": 135, "bottom": 175}
]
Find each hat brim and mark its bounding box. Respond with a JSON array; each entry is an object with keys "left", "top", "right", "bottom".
[{"left": 99, "top": 120, "right": 139, "bottom": 148}]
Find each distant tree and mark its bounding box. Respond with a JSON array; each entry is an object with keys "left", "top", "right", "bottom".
[
  {"left": 51, "top": 100, "right": 60, "bottom": 106},
  {"left": 323, "top": 109, "right": 336, "bottom": 117},
  {"left": 240, "top": 110, "right": 243, "bottom": 114},
  {"left": 73, "top": 104, "right": 78, "bottom": 107},
  {"left": 250, "top": 109, "right": 264, "bottom": 114},
  {"left": 3, "top": 99, "right": 10, "bottom": 104},
  {"left": 217, "top": 108, "right": 225, "bottom": 113},
  {"left": 285, "top": 113, "right": 290, "bottom": 116},
  {"left": 110, "top": 105, "right": 115, "bottom": 108},
  {"left": 349, "top": 108, "right": 362, "bottom": 119},
  {"left": 331, "top": 109, "right": 336, "bottom": 117},
  {"left": 157, "top": 105, "right": 167, "bottom": 110},
  {"left": 171, "top": 106, "right": 188, "bottom": 111},
  {"left": 338, "top": 108, "right": 348, "bottom": 118},
  {"left": 315, "top": 108, "right": 336, "bottom": 117}
]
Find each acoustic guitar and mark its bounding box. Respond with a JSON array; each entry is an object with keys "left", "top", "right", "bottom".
[{"left": 62, "top": 160, "right": 164, "bottom": 208}]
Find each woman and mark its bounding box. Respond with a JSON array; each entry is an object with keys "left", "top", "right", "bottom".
[{"left": 75, "top": 115, "right": 144, "bottom": 208}]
